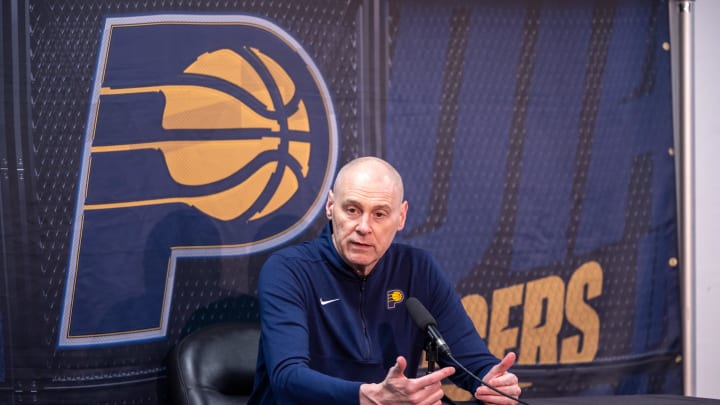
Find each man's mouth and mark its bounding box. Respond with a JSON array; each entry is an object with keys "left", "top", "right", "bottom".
[{"left": 349, "top": 241, "right": 372, "bottom": 249}]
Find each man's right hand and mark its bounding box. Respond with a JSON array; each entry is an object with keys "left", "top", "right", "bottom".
[{"left": 359, "top": 356, "right": 455, "bottom": 405}]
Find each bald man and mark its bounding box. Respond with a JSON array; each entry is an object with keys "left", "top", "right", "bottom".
[{"left": 250, "top": 157, "right": 521, "bottom": 404}]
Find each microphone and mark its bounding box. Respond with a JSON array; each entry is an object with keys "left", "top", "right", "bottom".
[
  {"left": 405, "top": 297, "right": 529, "bottom": 405},
  {"left": 406, "top": 297, "right": 452, "bottom": 356}
]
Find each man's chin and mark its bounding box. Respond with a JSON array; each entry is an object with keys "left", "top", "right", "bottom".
[{"left": 346, "top": 256, "right": 376, "bottom": 273}]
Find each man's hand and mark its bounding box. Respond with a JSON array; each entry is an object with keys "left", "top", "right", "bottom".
[
  {"left": 474, "top": 352, "right": 521, "bottom": 404},
  {"left": 359, "top": 356, "right": 455, "bottom": 405}
]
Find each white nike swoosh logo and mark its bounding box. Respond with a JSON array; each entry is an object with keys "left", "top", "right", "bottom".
[{"left": 320, "top": 298, "right": 340, "bottom": 306}]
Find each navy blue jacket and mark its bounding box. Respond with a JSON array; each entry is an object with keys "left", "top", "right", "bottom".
[{"left": 250, "top": 223, "right": 499, "bottom": 404}]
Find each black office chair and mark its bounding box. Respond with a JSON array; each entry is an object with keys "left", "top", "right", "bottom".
[{"left": 167, "top": 322, "right": 261, "bottom": 405}]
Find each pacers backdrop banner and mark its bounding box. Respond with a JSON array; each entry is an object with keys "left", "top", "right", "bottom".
[{"left": 0, "top": 0, "right": 681, "bottom": 403}]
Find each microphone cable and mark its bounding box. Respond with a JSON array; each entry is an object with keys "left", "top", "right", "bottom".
[
  {"left": 442, "top": 351, "right": 529, "bottom": 405},
  {"left": 406, "top": 297, "right": 528, "bottom": 404}
]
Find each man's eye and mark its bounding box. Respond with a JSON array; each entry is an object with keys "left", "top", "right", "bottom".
[{"left": 374, "top": 212, "right": 387, "bottom": 219}]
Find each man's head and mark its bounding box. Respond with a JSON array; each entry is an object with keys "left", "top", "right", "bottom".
[{"left": 325, "top": 156, "right": 408, "bottom": 277}]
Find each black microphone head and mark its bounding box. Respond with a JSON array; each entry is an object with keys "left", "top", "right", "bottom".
[{"left": 406, "top": 297, "right": 437, "bottom": 330}]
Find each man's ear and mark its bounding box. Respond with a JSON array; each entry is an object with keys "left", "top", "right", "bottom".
[
  {"left": 325, "top": 190, "right": 334, "bottom": 219},
  {"left": 397, "top": 200, "right": 408, "bottom": 231}
]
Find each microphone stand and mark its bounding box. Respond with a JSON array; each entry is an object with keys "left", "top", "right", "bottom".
[
  {"left": 425, "top": 336, "right": 439, "bottom": 374},
  {"left": 425, "top": 337, "right": 456, "bottom": 405}
]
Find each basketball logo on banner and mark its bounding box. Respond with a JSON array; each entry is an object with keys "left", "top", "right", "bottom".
[{"left": 59, "top": 15, "right": 338, "bottom": 346}]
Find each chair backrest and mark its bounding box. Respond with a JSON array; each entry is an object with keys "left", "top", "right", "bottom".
[{"left": 167, "top": 322, "right": 261, "bottom": 405}]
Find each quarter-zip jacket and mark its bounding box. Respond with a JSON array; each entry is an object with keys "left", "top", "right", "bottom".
[{"left": 249, "top": 223, "right": 499, "bottom": 404}]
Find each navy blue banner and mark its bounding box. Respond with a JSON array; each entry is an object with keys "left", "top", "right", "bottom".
[{"left": 0, "top": 0, "right": 680, "bottom": 402}]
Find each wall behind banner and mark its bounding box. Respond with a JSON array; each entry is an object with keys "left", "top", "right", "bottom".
[
  {"left": 693, "top": 0, "right": 720, "bottom": 399},
  {"left": 0, "top": 0, "right": 681, "bottom": 403}
]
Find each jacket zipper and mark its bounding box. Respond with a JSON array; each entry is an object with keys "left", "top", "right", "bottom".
[{"left": 359, "top": 277, "right": 371, "bottom": 359}]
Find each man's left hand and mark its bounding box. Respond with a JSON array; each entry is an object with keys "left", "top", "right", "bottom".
[{"left": 474, "top": 352, "right": 521, "bottom": 405}]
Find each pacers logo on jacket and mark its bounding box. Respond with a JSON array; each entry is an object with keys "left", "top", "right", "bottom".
[
  {"left": 387, "top": 290, "right": 405, "bottom": 309},
  {"left": 59, "top": 15, "right": 338, "bottom": 346}
]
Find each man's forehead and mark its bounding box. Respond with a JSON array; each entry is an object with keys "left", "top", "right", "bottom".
[
  {"left": 340, "top": 195, "right": 395, "bottom": 209},
  {"left": 336, "top": 170, "right": 397, "bottom": 194}
]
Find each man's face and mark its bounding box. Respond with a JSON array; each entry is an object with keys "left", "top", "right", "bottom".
[{"left": 326, "top": 170, "right": 407, "bottom": 277}]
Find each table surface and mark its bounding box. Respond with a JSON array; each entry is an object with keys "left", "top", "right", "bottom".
[{"left": 452, "top": 395, "right": 720, "bottom": 405}]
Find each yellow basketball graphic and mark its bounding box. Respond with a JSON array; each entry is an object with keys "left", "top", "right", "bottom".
[{"left": 94, "top": 47, "right": 312, "bottom": 221}]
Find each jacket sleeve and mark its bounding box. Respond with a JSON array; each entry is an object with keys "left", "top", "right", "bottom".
[
  {"left": 423, "top": 254, "right": 501, "bottom": 393},
  {"left": 257, "top": 253, "right": 363, "bottom": 404}
]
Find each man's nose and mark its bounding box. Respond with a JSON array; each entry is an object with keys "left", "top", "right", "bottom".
[{"left": 356, "top": 214, "right": 372, "bottom": 234}]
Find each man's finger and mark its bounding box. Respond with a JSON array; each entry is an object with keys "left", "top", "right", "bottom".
[
  {"left": 414, "top": 366, "right": 455, "bottom": 386},
  {"left": 487, "top": 372, "right": 519, "bottom": 387},
  {"left": 484, "top": 352, "right": 517, "bottom": 381},
  {"left": 386, "top": 356, "right": 407, "bottom": 379},
  {"left": 476, "top": 382, "right": 521, "bottom": 397}
]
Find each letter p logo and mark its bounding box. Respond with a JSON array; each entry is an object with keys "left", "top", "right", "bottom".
[{"left": 58, "top": 14, "right": 338, "bottom": 347}]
